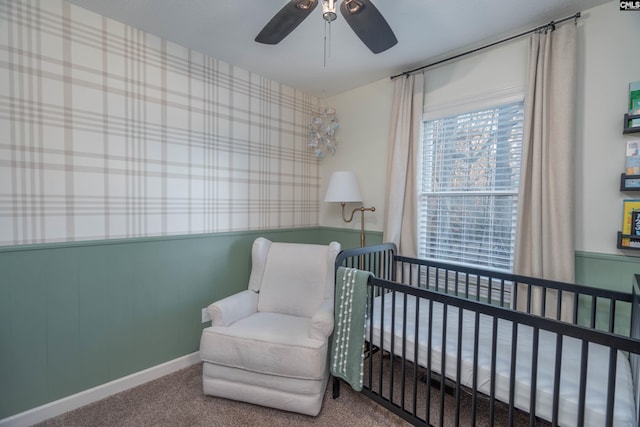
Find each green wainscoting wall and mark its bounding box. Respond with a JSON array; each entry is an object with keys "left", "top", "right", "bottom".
[
  {"left": 574, "top": 250, "right": 640, "bottom": 335},
  {"left": 0, "top": 227, "right": 384, "bottom": 419},
  {"left": 575, "top": 250, "right": 640, "bottom": 292},
  {"left": 2, "top": 231, "right": 636, "bottom": 420}
]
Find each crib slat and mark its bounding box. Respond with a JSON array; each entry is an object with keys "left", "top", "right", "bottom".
[
  {"left": 378, "top": 291, "right": 385, "bottom": 396},
  {"left": 425, "top": 298, "right": 434, "bottom": 424},
  {"left": 409, "top": 265, "right": 420, "bottom": 284},
  {"left": 489, "top": 316, "right": 498, "bottom": 423},
  {"left": 400, "top": 293, "right": 408, "bottom": 412},
  {"left": 455, "top": 271, "right": 459, "bottom": 296},
  {"left": 364, "top": 281, "right": 371, "bottom": 390},
  {"left": 609, "top": 300, "right": 616, "bottom": 333},
  {"left": 367, "top": 284, "right": 374, "bottom": 391},
  {"left": 508, "top": 321, "right": 518, "bottom": 425},
  {"left": 529, "top": 326, "right": 539, "bottom": 427},
  {"left": 577, "top": 340, "right": 588, "bottom": 427},
  {"left": 606, "top": 347, "right": 617, "bottom": 427},
  {"left": 412, "top": 296, "right": 420, "bottom": 418},
  {"left": 385, "top": 250, "right": 390, "bottom": 276},
  {"left": 439, "top": 303, "right": 448, "bottom": 427},
  {"left": 471, "top": 310, "right": 480, "bottom": 427},
  {"left": 403, "top": 261, "right": 408, "bottom": 285},
  {"left": 455, "top": 306, "right": 463, "bottom": 426},
  {"left": 465, "top": 274, "right": 470, "bottom": 299},
  {"left": 369, "top": 252, "right": 375, "bottom": 277},
  {"left": 551, "top": 333, "right": 563, "bottom": 426},
  {"left": 389, "top": 291, "right": 396, "bottom": 404}
]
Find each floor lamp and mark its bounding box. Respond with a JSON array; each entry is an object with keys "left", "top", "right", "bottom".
[{"left": 324, "top": 171, "right": 375, "bottom": 248}]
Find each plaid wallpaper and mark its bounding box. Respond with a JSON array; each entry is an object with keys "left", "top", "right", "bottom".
[{"left": 0, "top": 0, "right": 320, "bottom": 246}]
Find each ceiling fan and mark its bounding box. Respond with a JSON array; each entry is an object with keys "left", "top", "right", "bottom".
[{"left": 255, "top": 0, "right": 397, "bottom": 54}]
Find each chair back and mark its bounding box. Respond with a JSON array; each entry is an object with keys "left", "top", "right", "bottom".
[{"left": 249, "top": 238, "right": 340, "bottom": 317}]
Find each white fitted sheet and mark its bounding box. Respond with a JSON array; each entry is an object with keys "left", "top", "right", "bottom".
[{"left": 367, "top": 293, "right": 636, "bottom": 427}]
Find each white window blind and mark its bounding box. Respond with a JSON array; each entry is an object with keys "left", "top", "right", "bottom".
[{"left": 418, "top": 100, "right": 524, "bottom": 272}]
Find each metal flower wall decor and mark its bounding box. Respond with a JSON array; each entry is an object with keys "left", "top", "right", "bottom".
[{"left": 307, "top": 107, "right": 339, "bottom": 159}]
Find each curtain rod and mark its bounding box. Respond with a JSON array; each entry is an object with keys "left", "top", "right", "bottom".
[{"left": 390, "top": 12, "right": 581, "bottom": 80}]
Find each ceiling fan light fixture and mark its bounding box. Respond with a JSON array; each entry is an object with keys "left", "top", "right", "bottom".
[
  {"left": 296, "top": 0, "right": 317, "bottom": 11},
  {"left": 343, "top": 0, "right": 363, "bottom": 14},
  {"left": 256, "top": 0, "right": 396, "bottom": 54},
  {"left": 322, "top": 0, "right": 337, "bottom": 22}
]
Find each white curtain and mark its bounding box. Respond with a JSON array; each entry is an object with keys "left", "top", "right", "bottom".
[
  {"left": 514, "top": 22, "right": 578, "bottom": 321},
  {"left": 382, "top": 73, "right": 424, "bottom": 258}
]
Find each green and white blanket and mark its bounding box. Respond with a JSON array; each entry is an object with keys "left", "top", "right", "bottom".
[{"left": 330, "top": 266, "right": 372, "bottom": 391}]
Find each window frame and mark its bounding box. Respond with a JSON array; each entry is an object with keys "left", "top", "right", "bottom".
[{"left": 417, "top": 88, "right": 525, "bottom": 273}]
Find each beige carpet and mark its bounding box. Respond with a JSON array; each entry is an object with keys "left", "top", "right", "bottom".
[
  {"left": 34, "top": 357, "right": 549, "bottom": 426},
  {"left": 33, "top": 363, "right": 410, "bottom": 427}
]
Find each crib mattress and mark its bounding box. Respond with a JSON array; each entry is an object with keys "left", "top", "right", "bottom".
[{"left": 368, "top": 293, "right": 637, "bottom": 427}]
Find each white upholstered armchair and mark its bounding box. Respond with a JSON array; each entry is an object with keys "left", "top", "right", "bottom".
[{"left": 199, "top": 237, "right": 341, "bottom": 416}]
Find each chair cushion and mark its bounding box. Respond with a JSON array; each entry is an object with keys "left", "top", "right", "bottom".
[
  {"left": 200, "top": 312, "right": 328, "bottom": 380},
  {"left": 203, "top": 363, "right": 326, "bottom": 395},
  {"left": 257, "top": 242, "right": 331, "bottom": 317}
]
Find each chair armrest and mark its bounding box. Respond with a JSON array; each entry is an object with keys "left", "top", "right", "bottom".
[
  {"left": 309, "top": 298, "right": 334, "bottom": 340},
  {"left": 206, "top": 290, "right": 258, "bottom": 327}
]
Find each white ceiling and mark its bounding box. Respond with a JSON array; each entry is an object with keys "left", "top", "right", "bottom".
[{"left": 65, "top": 0, "right": 611, "bottom": 97}]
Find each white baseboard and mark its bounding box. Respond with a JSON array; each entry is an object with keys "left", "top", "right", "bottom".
[{"left": 0, "top": 351, "right": 201, "bottom": 427}]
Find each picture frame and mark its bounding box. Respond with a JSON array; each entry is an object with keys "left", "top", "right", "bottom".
[
  {"left": 621, "top": 171, "right": 640, "bottom": 190},
  {"left": 630, "top": 81, "right": 640, "bottom": 128},
  {"left": 621, "top": 199, "right": 640, "bottom": 247}
]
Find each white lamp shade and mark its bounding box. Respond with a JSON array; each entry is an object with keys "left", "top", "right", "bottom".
[{"left": 324, "top": 171, "right": 363, "bottom": 202}]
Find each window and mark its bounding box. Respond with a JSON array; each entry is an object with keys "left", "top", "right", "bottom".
[{"left": 418, "top": 100, "right": 524, "bottom": 272}]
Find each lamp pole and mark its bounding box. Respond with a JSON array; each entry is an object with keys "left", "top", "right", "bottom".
[{"left": 340, "top": 203, "right": 375, "bottom": 247}]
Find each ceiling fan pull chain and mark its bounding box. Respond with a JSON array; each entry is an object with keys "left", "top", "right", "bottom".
[
  {"left": 323, "top": 21, "right": 327, "bottom": 66},
  {"left": 322, "top": 0, "right": 336, "bottom": 67},
  {"left": 324, "top": 20, "right": 333, "bottom": 67},
  {"left": 328, "top": 20, "right": 332, "bottom": 59}
]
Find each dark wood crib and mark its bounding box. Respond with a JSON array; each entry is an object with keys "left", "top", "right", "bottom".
[{"left": 332, "top": 243, "right": 640, "bottom": 427}]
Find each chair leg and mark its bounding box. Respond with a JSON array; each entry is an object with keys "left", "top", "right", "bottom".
[{"left": 332, "top": 376, "right": 341, "bottom": 399}]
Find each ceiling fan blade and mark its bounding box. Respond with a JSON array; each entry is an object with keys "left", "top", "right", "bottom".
[
  {"left": 340, "top": 0, "right": 397, "bottom": 54},
  {"left": 255, "top": 0, "right": 318, "bottom": 45}
]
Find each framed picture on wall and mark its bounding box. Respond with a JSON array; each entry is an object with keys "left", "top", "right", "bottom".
[
  {"left": 630, "top": 81, "right": 640, "bottom": 128},
  {"left": 626, "top": 140, "right": 640, "bottom": 176},
  {"left": 621, "top": 199, "right": 640, "bottom": 247}
]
